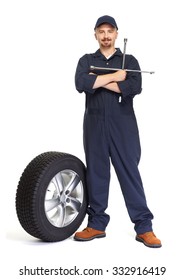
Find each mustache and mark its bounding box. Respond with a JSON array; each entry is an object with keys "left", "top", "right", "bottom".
[{"left": 102, "top": 38, "right": 111, "bottom": 42}]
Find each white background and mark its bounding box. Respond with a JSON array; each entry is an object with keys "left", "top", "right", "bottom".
[{"left": 1, "top": 0, "right": 185, "bottom": 279}]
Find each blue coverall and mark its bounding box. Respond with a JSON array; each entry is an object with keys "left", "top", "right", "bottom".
[{"left": 75, "top": 48, "right": 154, "bottom": 234}]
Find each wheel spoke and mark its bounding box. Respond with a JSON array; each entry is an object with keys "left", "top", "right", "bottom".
[
  {"left": 66, "top": 174, "right": 80, "bottom": 193},
  {"left": 45, "top": 198, "right": 59, "bottom": 212},
  {"left": 68, "top": 197, "right": 81, "bottom": 212},
  {"left": 56, "top": 205, "right": 66, "bottom": 227},
  {"left": 52, "top": 172, "right": 65, "bottom": 195}
]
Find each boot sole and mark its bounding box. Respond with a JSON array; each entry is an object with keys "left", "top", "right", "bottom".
[
  {"left": 74, "top": 233, "right": 106, "bottom": 241},
  {"left": 136, "top": 236, "right": 162, "bottom": 248}
]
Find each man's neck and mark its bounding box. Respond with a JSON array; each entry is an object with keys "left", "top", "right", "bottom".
[{"left": 100, "top": 47, "right": 116, "bottom": 58}]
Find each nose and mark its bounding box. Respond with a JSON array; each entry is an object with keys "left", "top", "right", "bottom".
[{"left": 104, "top": 31, "right": 109, "bottom": 38}]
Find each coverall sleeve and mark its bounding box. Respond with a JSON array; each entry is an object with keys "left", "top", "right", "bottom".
[
  {"left": 75, "top": 54, "right": 97, "bottom": 94},
  {"left": 117, "top": 55, "right": 142, "bottom": 97}
]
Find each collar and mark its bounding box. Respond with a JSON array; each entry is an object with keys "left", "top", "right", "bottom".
[{"left": 93, "top": 48, "right": 123, "bottom": 58}]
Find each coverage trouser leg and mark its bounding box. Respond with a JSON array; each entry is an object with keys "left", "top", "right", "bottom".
[
  {"left": 83, "top": 113, "right": 110, "bottom": 231},
  {"left": 109, "top": 114, "right": 154, "bottom": 234}
]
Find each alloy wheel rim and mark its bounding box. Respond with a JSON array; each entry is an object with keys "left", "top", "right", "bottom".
[{"left": 44, "top": 169, "right": 84, "bottom": 227}]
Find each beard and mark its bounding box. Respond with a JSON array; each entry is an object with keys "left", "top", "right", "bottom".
[{"left": 101, "top": 38, "right": 112, "bottom": 47}]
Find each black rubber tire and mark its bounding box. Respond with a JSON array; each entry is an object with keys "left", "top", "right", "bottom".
[{"left": 15, "top": 152, "right": 87, "bottom": 242}]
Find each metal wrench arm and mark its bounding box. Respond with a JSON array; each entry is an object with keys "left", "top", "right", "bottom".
[{"left": 90, "top": 65, "right": 155, "bottom": 74}]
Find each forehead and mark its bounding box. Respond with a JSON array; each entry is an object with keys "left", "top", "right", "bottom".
[{"left": 96, "top": 23, "right": 116, "bottom": 31}]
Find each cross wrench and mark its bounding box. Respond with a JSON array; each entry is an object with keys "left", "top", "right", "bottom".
[{"left": 90, "top": 38, "right": 155, "bottom": 74}]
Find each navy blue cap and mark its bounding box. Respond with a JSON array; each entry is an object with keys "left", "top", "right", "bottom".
[{"left": 94, "top": 15, "right": 118, "bottom": 30}]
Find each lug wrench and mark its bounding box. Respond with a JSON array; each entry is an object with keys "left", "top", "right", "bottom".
[
  {"left": 90, "top": 39, "right": 154, "bottom": 103},
  {"left": 90, "top": 38, "right": 155, "bottom": 74}
]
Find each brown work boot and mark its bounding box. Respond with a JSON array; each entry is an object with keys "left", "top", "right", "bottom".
[
  {"left": 74, "top": 227, "right": 106, "bottom": 241},
  {"left": 136, "top": 231, "right": 162, "bottom": 248}
]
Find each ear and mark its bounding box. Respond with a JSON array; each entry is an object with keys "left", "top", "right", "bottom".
[{"left": 94, "top": 33, "right": 97, "bottom": 40}]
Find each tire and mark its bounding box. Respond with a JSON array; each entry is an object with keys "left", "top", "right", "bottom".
[{"left": 16, "top": 152, "right": 87, "bottom": 242}]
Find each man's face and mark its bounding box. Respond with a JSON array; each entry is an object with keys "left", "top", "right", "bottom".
[{"left": 95, "top": 23, "right": 118, "bottom": 48}]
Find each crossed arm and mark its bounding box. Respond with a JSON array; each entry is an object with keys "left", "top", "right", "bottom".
[{"left": 90, "top": 69, "right": 127, "bottom": 93}]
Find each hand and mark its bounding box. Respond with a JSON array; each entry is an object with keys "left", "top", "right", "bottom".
[{"left": 112, "top": 70, "right": 127, "bottom": 82}]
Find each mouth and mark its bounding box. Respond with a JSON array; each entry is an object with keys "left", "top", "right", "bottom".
[
  {"left": 101, "top": 39, "right": 111, "bottom": 45},
  {"left": 102, "top": 39, "right": 111, "bottom": 42}
]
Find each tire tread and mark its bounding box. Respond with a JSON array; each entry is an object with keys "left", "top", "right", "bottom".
[{"left": 16, "top": 152, "right": 86, "bottom": 241}]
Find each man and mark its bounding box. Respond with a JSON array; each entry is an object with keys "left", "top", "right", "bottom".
[{"left": 74, "top": 15, "right": 161, "bottom": 248}]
